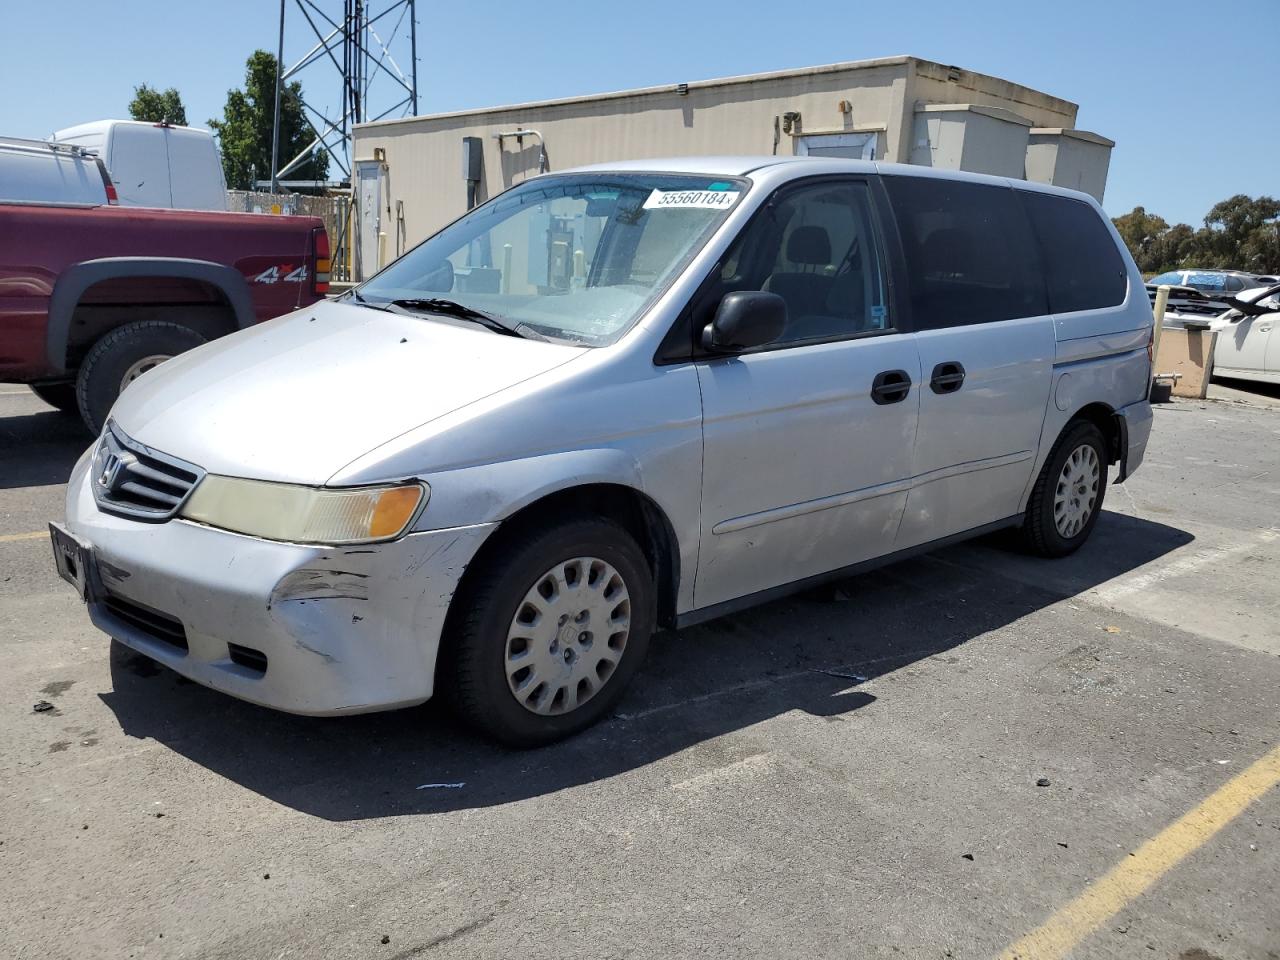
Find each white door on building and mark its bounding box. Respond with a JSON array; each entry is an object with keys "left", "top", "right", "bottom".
[
  {"left": 356, "top": 160, "right": 385, "bottom": 280},
  {"left": 796, "top": 132, "right": 878, "bottom": 160}
]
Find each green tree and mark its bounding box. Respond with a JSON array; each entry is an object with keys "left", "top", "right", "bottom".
[
  {"left": 1112, "top": 196, "right": 1280, "bottom": 275},
  {"left": 128, "top": 84, "right": 188, "bottom": 126},
  {"left": 1112, "top": 206, "right": 1170, "bottom": 273},
  {"left": 1149, "top": 223, "right": 1197, "bottom": 274},
  {"left": 1201, "top": 195, "right": 1280, "bottom": 273},
  {"left": 208, "top": 50, "right": 328, "bottom": 191}
]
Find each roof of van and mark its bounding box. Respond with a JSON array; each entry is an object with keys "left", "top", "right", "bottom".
[
  {"left": 562, "top": 156, "right": 1102, "bottom": 204},
  {"left": 53, "top": 119, "right": 216, "bottom": 140}
]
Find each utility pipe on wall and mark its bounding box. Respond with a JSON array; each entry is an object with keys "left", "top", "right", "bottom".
[{"left": 493, "top": 129, "right": 548, "bottom": 174}]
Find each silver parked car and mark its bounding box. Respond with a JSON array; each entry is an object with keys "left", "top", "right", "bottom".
[{"left": 52, "top": 157, "right": 1154, "bottom": 745}]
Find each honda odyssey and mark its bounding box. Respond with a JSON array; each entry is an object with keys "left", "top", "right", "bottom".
[{"left": 53, "top": 157, "right": 1154, "bottom": 745}]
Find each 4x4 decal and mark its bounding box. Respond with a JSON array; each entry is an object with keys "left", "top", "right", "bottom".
[{"left": 252, "top": 265, "right": 309, "bottom": 284}]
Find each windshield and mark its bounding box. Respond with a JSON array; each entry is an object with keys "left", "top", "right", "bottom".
[
  {"left": 1150, "top": 270, "right": 1229, "bottom": 292},
  {"left": 355, "top": 173, "right": 747, "bottom": 345}
]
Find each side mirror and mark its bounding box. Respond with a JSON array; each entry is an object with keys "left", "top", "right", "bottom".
[
  {"left": 420, "top": 259, "right": 455, "bottom": 293},
  {"left": 702, "top": 291, "right": 787, "bottom": 353}
]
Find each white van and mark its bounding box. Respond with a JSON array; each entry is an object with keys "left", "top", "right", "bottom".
[
  {"left": 55, "top": 157, "right": 1154, "bottom": 746},
  {"left": 52, "top": 120, "right": 227, "bottom": 211}
]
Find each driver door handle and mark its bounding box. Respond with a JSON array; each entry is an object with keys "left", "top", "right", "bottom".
[
  {"left": 871, "top": 369, "right": 912, "bottom": 405},
  {"left": 930, "top": 361, "right": 966, "bottom": 395}
]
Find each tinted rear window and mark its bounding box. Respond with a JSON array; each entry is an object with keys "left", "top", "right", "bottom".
[
  {"left": 883, "top": 176, "right": 1046, "bottom": 328},
  {"left": 1021, "top": 191, "right": 1128, "bottom": 313}
]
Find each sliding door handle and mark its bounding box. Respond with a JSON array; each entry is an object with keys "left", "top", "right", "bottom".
[
  {"left": 930, "top": 361, "right": 966, "bottom": 395},
  {"left": 871, "top": 369, "right": 912, "bottom": 405}
]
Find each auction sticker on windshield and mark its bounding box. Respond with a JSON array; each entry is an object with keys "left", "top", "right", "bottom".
[{"left": 643, "top": 189, "right": 740, "bottom": 210}]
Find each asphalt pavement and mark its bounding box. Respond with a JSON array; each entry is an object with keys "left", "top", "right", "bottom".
[{"left": 1, "top": 383, "right": 1278, "bottom": 960}]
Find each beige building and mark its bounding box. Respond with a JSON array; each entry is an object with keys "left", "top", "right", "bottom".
[{"left": 349, "top": 55, "right": 1113, "bottom": 278}]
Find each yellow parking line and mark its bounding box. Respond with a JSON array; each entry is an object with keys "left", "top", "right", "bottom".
[
  {"left": 998, "top": 743, "right": 1280, "bottom": 960},
  {"left": 0, "top": 531, "right": 47, "bottom": 543}
]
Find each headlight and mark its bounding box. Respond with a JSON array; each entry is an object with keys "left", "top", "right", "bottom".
[{"left": 180, "top": 476, "right": 427, "bottom": 544}]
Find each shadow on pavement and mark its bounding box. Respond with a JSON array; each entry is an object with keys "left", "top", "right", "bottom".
[
  {"left": 1212, "top": 375, "right": 1280, "bottom": 402},
  {"left": 0, "top": 401, "right": 91, "bottom": 489},
  {"left": 98, "top": 509, "right": 1193, "bottom": 821}
]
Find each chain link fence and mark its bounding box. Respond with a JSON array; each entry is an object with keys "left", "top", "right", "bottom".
[{"left": 226, "top": 191, "right": 353, "bottom": 282}]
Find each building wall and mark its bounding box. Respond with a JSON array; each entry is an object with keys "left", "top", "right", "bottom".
[
  {"left": 351, "top": 56, "right": 1090, "bottom": 269},
  {"left": 909, "top": 61, "right": 1077, "bottom": 130}
]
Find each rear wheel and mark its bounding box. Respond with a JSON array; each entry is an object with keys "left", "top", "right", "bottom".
[
  {"left": 28, "top": 382, "right": 79, "bottom": 415},
  {"left": 76, "top": 321, "right": 207, "bottom": 434},
  {"left": 1022, "top": 420, "right": 1108, "bottom": 557},
  {"left": 442, "top": 516, "right": 654, "bottom": 747}
]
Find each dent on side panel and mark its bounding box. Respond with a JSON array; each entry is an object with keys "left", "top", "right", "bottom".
[{"left": 1055, "top": 326, "right": 1149, "bottom": 365}]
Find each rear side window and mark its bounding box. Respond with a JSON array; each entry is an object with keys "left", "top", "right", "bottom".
[
  {"left": 883, "top": 176, "right": 1046, "bottom": 328},
  {"left": 1021, "top": 191, "right": 1128, "bottom": 313}
]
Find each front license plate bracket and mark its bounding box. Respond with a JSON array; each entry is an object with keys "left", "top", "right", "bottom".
[{"left": 49, "top": 522, "right": 101, "bottom": 603}]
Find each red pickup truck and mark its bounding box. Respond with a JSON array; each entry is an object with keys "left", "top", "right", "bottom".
[{"left": 0, "top": 200, "right": 329, "bottom": 432}]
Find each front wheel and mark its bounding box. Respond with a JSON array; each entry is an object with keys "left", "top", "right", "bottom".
[
  {"left": 76, "top": 321, "right": 207, "bottom": 434},
  {"left": 443, "top": 516, "right": 654, "bottom": 747},
  {"left": 1022, "top": 420, "right": 1108, "bottom": 557}
]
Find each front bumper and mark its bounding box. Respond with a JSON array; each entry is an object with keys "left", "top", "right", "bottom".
[{"left": 63, "top": 451, "right": 496, "bottom": 715}]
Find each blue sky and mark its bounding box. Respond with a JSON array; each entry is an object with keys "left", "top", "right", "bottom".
[{"left": 2, "top": 0, "right": 1274, "bottom": 225}]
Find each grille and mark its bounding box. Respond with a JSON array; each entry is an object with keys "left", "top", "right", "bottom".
[
  {"left": 91, "top": 422, "right": 204, "bottom": 521},
  {"left": 102, "top": 591, "right": 188, "bottom": 652}
]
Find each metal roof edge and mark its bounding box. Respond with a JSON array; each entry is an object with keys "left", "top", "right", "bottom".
[
  {"left": 1029, "top": 127, "right": 1116, "bottom": 147},
  {"left": 354, "top": 56, "right": 924, "bottom": 132},
  {"left": 914, "top": 102, "right": 1035, "bottom": 126}
]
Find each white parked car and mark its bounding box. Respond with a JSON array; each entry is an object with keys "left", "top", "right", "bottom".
[
  {"left": 52, "top": 158, "right": 1154, "bottom": 745},
  {"left": 53, "top": 119, "right": 227, "bottom": 211},
  {"left": 0, "top": 136, "right": 116, "bottom": 206},
  {"left": 1213, "top": 282, "right": 1280, "bottom": 385}
]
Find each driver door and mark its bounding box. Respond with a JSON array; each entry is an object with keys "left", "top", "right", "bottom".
[
  {"left": 1217, "top": 313, "right": 1275, "bottom": 375},
  {"left": 692, "top": 178, "right": 921, "bottom": 610}
]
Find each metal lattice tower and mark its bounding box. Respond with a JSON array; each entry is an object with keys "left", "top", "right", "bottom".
[{"left": 269, "top": 0, "right": 419, "bottom": 189}]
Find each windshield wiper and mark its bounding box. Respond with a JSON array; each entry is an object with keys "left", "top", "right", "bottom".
[{"left": 385, "top": 298, "right": 542, "bottom": 339}]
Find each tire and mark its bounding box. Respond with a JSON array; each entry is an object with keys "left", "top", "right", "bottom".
[
  {"left": 29, "top": 382, "right": 79, "bottom": 415},
  {"left": 1022, "top": 419, "right": 1109, "bottom": 558},
  {"left": 76, "top": 321, "right": 207, "bottom": 435},
  {"left": 442, "top": 516, "right": 655, "bottom": 747}
]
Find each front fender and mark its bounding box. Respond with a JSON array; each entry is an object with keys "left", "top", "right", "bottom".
[{"left": 409, "top": 447, "right": 647, "bottom": 532}]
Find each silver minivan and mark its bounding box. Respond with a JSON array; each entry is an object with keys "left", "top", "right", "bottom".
[{"left": 53, "top": 157, "right": 1154, "bottom": 745}]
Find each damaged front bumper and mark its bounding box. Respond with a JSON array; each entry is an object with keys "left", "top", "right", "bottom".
[{"left": 62, "top": 451, "right": 496, "bottom": 715}]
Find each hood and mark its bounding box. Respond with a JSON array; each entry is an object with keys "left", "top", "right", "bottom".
[{"left": 110, "top": 299, "right": 586, "bottom": 484}]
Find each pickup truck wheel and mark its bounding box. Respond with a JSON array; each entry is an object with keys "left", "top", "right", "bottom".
[
  {"left": 76, "top": 321, "right": 207, "bottom": 434},
  {"left": 1022, "top": 420, "right": 1108, "bottom": 558},
  {"left": 28, "top": 383, "right": 79, "bottom": 415},
  {"left": 443, "top": 516, "right": 654, "bottom": 747}
]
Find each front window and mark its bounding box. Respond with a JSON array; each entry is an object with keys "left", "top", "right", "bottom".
[{"left": 355, "top": 173, "right": 747, "bottom": 345}]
